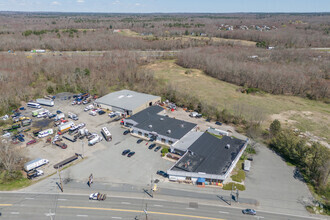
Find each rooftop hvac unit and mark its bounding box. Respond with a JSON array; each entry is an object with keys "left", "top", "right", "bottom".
[
  {"left": 167, "top": 130, "right": 171, "bottom": 134},
  {"left": 148, "top": 124, "right": 153, "bottom": 128},
  {"left": 226, "top": 144, "right": 230, "bottom": 149},
  {"left": 160, "top": 118, "right": 164, "bottom": 121}
]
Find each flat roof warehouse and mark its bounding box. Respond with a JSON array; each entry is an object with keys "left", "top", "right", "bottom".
[
  {"left": 95, "top": 90, "right": 161, "bottom": 115},
  {"left": 168, "top": 132, "right": 248, "bottom": 181}
]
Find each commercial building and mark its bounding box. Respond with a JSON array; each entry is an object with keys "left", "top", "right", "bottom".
[
  {"left": 168, "top": 132, "right": 248, "bottom": 184},
  {"left": 95, "top": 90, "right": 161, "bottom": 116},
  {"left": 124, "top": 106, "right": 197, "bottom": 146}
]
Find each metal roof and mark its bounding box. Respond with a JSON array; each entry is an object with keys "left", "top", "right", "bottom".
[
  {"left": 171, "top": 131, "right": 204, "bottom": 151},
  {"left": 171, "top": 133, "right": 246, "bottom": 175},
  {"left": 129, "top": 106, "right": 197, "bottom": 140},
  {"left": 95, "top": 90, "right": 160, "bottom": 111}
]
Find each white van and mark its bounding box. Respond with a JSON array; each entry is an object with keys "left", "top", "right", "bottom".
[{"left": 27, "top": 102, "right": 41, "bottom": 109}]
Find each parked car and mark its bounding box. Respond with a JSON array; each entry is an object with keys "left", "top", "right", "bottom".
[
  {"left": 127, "top": 152, "right": 135, "bottom": 157},
  {"left": 123, "top": 130, "right": 130, "bottom": 135},
  {"left": 122, "top": 149, "right": 130, "bottom": 156},
  {"left": 56, "top": 110, "right": 62, "bottom": 114},
  {"left": 156, "top": 170, "right": 169, "bottom": 178},
  {"left": 108, "top": 112, "right": 116, "bottom": 118},
  {"left": 26, "top": 139, "right": 37, "bottom": 146},
  {"left": 98, "top": 110, "right": 106, "bottom": 115},
  {"left": 215, "top": 121, "right": 222, "bottom": 126},
  {"left": 242, "top": 209, "right": 256, "bottom": 215},
  {"left": 137, "top": 139, "right": 143, "bottom": 144},
  {"left": 148, "top": 144, "right": 156, "bottom": 150},
  {"left": 48, "top": 113, "right": 57, "bottom": 119},
  {"left": 154, "top": 146, "right": 161, "bottom": 152},
  {"left": 17, "top": 135, "right": 25, "bottom": 142},
  {"left": 89, "top": 111, "right": 97, "bottom": 116}
]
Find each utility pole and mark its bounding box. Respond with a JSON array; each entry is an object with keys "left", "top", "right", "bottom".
[
  {"left": 81, "top": 140, "right": 84, "bottom": 158},
  {"left": 144, "top": 203, "right": 148, "bottom": 220}
]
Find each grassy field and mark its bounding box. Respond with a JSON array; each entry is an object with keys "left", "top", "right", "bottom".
[
  {"left": 143, "top": 60, "right": 330, "bottom": 142},
  {"left": 115, "top": 29, "right": 256, "bottom": 46}
]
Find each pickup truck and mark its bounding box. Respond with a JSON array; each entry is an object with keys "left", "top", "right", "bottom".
[
  {"left": 89, "top": 192, "right": 106, "bottom": 201},
  {"left": 54, "top": 141, "right": 67, "bottom": 149},
  {"left": 27, "top": 169, "right": 44, "bottom": 179}
]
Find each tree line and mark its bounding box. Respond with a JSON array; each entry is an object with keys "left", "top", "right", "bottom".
[{"left": 177, "top": 46, "right": 329, "bottom": 101}]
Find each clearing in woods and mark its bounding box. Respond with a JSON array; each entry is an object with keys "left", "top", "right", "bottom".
[{"left": 142, "top": 60, "right": 330, "bottom": 144}]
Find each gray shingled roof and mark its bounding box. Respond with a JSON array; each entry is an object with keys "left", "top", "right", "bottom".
[
  {"left": 171, "top": 133, "right": 246, "bottom": 175},
  {"left": 129, "top": 105, "right": 197, "bottom": 140},
  {"left": 95, "top": 90, "right": 160, "bottom": 111}
]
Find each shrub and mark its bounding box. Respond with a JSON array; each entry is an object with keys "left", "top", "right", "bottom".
[
  {"left": 222, "top": 182, "right": 245, "bottom": 191},
  {"left": 161, "top": 148, "right": 169, "bottom": 154}
]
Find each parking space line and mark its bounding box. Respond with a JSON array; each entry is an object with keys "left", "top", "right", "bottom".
[
  {"left": 186, "top": 207, "right": 195, "bottom": 210},
  {"left": 77, "top": 214, "right": 88, "bottom": 217},
  {"left": 121, "top": 202, "right": 130, "bottom": 205},
  {"left": 112, "top": 217, "right": 122, "bottom": 219},
  {"left": 153, "top": 204, "right": 163, "bottom": 207},
  {"left": 254, "top": 216, "right": 264, "bottom": 219},
  {"left": 25, "top": 197, "right": 35, "bottom": 200},
  {"left": 218, "top": 211, "right": 229, "bottom": 214},
  {"left": 58, "top": 198, "right": 68, "bottom": 201}
]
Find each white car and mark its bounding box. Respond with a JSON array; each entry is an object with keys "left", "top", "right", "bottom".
[
  {"left": 89, "top": 193, "right": 98, "bottom": 200},
  {"left": 89, "top": 111, "right": 96, "bottom": 116},
  {"left": 77, "top": 123, "right": 86, "bottom": 129},
  {"left": 84, "top": 104, "right": 94, "bottom": 112}
]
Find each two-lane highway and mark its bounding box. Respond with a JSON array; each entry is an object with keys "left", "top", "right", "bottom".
[{"left": 0, "top": 192, "right": 325, "bottom": 220}]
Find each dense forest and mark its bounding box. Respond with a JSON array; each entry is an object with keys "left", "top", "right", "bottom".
[{"left": 0, "top": 12, "right": 329, "bottom": 51}]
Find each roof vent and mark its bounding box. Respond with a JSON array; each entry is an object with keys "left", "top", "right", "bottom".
[
  {"left": 167, "top": 129, "right": 171, "bottom": 134},
  {"left": 127, "top": 94, "right": 132, "bottom": 98},
  {"left": 160, "top": 118, "right": 164, "bottom": 121},
  {"left": 118, "top": 95, "right": 124, "bottom": 99},
  {"left": 148, "top": 124, "right": 153, "bottom": 128},
  {"left": 225, "top": 144, "right": 230, "bottom": 149},
  {"left": 180, "top": 124, "right": 184, "bottom": 128}
]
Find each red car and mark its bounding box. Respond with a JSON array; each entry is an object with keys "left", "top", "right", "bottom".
[{"left": 26, "top": 139, "right": 37, "bottom": 146}]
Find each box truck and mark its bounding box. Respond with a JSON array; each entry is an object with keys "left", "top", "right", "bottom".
[
  {"left": 24, "top": 158, "right": 49, "bottom": 172},
  {"left": 55, "top": 113, "right": 65, "bottom": 121},
  {"left": 32, "top": 108, "right": 46, "bottom": 117},
  {"left": 36, "top": 98, "right": 54, "bottom": 107},
  {"left": 58, "top": 121, "right": 74, "bottom": 134},
  {"left": 38, "top": 128, "right": 53, "bottom": 138},
  {"left": 88, "top": 135, "right": 103, "bottom": 146}
]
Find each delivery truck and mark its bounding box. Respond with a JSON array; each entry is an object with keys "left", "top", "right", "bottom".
[
  {"left": 36, "top": 98, "right": 54, "bottom": 107},
  {"left": 88, "top": 135, "right": 103, "bottom": 146},
  {"left": 55, "top": 113, "right": 65, "bottom": 121},
  {"left": 24, "top": 158, "right": 49, "bottom": 172},
  {"left": 58, "top": 121, "right": 74, "bottom": 134},
  {"left": 38, "top": 128, "right": 53, "bottom": 138},
  {"left": 32, "top": 108, "right": 46, "bottom": 117}
]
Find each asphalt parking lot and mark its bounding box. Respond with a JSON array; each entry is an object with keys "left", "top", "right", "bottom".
[{"left": 20, "top": 93, "right": 173, "bottom": 185}]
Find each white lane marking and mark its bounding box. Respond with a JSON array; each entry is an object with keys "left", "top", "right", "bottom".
[
  {"left": 77, "top": 214, "right": 88, "bottom": 217},
  {"left": 218, "top": 211, "right": 229, "bottom": 214},
  {"left": 254, "top": 216, "right": 264, "bottom": 219},
  {"left": 25, "top": 197, "right": 35, "bottom": 200},
  {"left": 153, "top": 204, "right": 163, "bottom": 207},
  {"left": 186, "top": 207, "right": 195, "bottom": 210},
  {"left": 121, "top": 202, "right": 131, "bottom": 205},
  {"left": 11, "top": 212, "right": 20, "bottom": 214},
  {"left": 58, "top": 198, "right": 67, "bottom": 201},
  {"left": 112, "top": 217, "right": 122, "bottom": 219}
]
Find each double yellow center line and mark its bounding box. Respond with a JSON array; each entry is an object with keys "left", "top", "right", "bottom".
[{"left": 60, "top": 205, "right": 225, "bottom": 220}]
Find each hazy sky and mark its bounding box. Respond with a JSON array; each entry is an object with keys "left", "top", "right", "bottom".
[{"left": 0, "top": 0, "right": 329, "bottom": 13}]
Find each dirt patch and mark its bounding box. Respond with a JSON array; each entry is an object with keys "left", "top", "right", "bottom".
[
  {"left": 32, "top": 118, "right": 53, "bottom": 129},
  {"left": 270, "top": 110, "right": 329, "bottom": 148}
]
